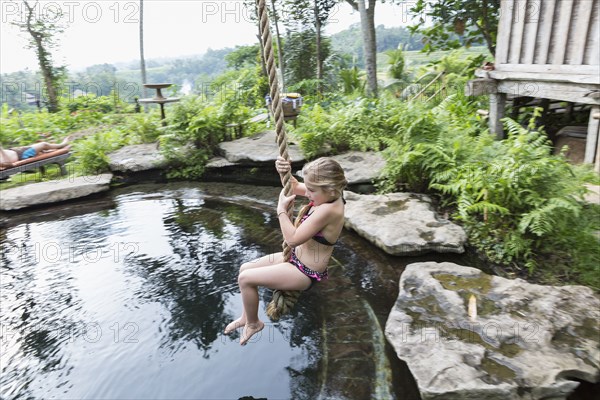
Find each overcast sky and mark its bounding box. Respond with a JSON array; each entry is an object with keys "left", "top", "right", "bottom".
[{"left": 0, "top": 0, "right": 415, "bottom": 74}]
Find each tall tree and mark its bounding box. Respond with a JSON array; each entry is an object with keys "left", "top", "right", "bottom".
[
  {"left": 345, "top": 0, "right": 378, "bottom": 97},
  {"left": 13, "top": 0, "right": 66, "bottom": 112},
  {"left": 284, "top": 29, "right": 326, "bottom": 84},
  {"left": 313, "top": 0, "right": 336, "bottom": 88},
  {"left": 283, "top": 0, "right": 336, "bottom": 92},
  {"left": 409, "top": 0, "right": 499, "bottom": 55}
]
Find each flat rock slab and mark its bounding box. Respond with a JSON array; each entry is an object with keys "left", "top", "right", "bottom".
[
  {"left": 0, "top": 174, "right": 113, "bottom": 211},
  {"left": 216, "top": 133, "right": 384, "bottom": 185},
  {"left": 385, "top": 262, "right": 600, "bottom": 400},
  {"left": 217, "top": 130, "right": 305, "bottom": 165},
  {"left": 107, "top": 143, "right": 167, "bottom": 172},
  {"left": 205, "top": 157, "right": 238, "bottom": 169},
  {"left": 329, "top": 151, "right": 386, "bottom": 185},
  {"left": 343, "top": 191, "right": 467, "bottom": 255}
]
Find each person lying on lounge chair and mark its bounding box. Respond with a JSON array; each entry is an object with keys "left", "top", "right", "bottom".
[{"left": 0, "top": 136, "right": 71, "bottom": 167}]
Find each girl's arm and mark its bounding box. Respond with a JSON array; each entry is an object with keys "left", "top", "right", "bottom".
[{"left": 277, "top": 190, "right": 336, "bottom": 246}]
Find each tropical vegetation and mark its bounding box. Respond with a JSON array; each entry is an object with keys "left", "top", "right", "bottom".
[{"left": 1, "top": 1, "right": 598, "bottom": 290}]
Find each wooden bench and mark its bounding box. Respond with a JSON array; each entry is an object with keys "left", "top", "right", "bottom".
[{"left": 0, "top": 147, "right": 71, "bottom": 180}]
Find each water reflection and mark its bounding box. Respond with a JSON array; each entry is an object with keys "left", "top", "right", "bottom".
[
  {"left": 2, "top": 182, "right": 447, "bottom": 400},
  {"left": 1, "top": 185, "right": 320, "bottom": 400},
  {"left": 2, "top": 223, "right": 84, "bottom": 397}
]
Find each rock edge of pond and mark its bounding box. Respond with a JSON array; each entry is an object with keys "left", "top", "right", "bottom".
[
  {"left": 1, "top": 140, "right": 468, "bottom": 257},
  {"left": 386, "top": 262, "right": 600, "bottom": 400},
  {"left": 2, "top": 137, "right": 598, "bottom": 400}
]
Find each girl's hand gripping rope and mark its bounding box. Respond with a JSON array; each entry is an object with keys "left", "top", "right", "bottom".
[
  {"left": 277, "top": 189, "right": 296, "bottom": 215},
  {"left": 275, "top": 156, "right": 291, "bottom": 174}
]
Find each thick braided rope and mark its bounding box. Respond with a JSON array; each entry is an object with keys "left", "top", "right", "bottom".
[{"left": 256, "top": 0, "right": 302, "bottom": 320}]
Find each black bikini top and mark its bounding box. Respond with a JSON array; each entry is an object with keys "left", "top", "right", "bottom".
[{"left": 300, "top": 196, "right": 345, "bottom": 246}]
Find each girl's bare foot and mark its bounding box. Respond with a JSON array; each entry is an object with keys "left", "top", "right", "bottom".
[
  {"left": 224, "top": 318, "right": 245, "bottom": 335},
  {"left": 240, "top": 321, "right": 264, "bottom": 346}
]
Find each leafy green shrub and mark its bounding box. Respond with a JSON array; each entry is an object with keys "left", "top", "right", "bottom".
[
  {"left": 123, "top": 114, "right": 163, "bottom": 144},
  {"left": 0, "top": 104, "right": 111, "bottom": 146},
  {"left": 406, "top": 50, "right": 486, "bottom": 103},
  {"left": 294, "top": 97, "right": 382, "bottom": 157},
  {"left": 61, "top": 94, "right": 118, "bottom": 114},
  {"left": 330, "top": 98, "right": 392, "bottom": 152},
  {"left": 338, "top": 67, "right": 365, "bottom": 95},
  {"left": 293, "top": 103, "right": 336, "bottom": 158},
  {"left": 380, "top": 99, "right": 599, "bottom": 288},
  {"left": 73, "top": 129, "right": 126, "bottom": 173},
  {"left": 287, "top": 79, "right": 326, "bottom": 103},
  {"left": 386, "top": 48, "right": 409, "bottom": 81},
  {"left": 207, "top": 65, "right": 269, "bottom": 109},
  {"left": 0, "top": 111, "right": 59, "bottom": 145},
  {"left": 370, "top": 98, "right": 445, "bottom": 191},
  {"left": 160, "top": 95, "right": 227, "bottom": 179},
  {"left": 294, "top": 95, "right": 439, "bottom": 159}
]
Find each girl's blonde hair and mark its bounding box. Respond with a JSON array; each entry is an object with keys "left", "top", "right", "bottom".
[
  {"left": 293, "top": 157, "right": 347, "bottom": 227},
  {"left": 302, "top": 157, "right": 348, "bottom": 199}
]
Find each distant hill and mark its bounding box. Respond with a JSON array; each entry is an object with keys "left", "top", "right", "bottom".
[
  {"left": 115, "top": 47, "right": 234, "bottom": 86},
  {"left": 330, "top": 24, "right": 424, "bottom": 66},
  {"left": 1, "top": 25, "right": 425, "bottom": 109},
  {"left": 0, "top": 48, "right": 237, "bottom": 109}
]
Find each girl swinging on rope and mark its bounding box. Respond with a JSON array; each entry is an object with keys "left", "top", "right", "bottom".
[{"left": 224, "top": 156, "right": 347, "bottom": 345}]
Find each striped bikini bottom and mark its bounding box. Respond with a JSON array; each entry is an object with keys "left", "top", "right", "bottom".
[{"left": 289, "top": 249, "right": 328, "bottom": 289}]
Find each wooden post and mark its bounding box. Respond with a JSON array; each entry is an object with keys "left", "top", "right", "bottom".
[
  {"left": 588, "top": 105, "right": 600, "bottom": 172},
  {"left": 489, "top": 92, "right": 507, "bottom": 139},
  {"left": 596, "top": 132, "right": 600, "bottom": 174},
  {"left": 510, "top": 96, "right": 522, "bottom": 120}
]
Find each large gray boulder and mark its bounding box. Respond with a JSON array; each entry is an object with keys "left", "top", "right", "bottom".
[
  {"left": 0, "top": 174, "right": 113, "bottom": 211},
  {"left": 330, "top": 151, "right": 386, "bottom": 185},
  {"left": 294, "top": 151, "right": 385, "bottom": 186},
  {"left": 385, "top": 262, "right": 600, "bottom": 400},
  {"left": 343, "top": 191, "right": 467, "bottom": 255},
  {"left": 217, "top": 130, "right": 305, "bottom": 165},
  {"left": 107, "top": 143, "right": 168, "bottom": 172},
  {"left": 214, "top": 131, "right": 384, "bottom": 186}
]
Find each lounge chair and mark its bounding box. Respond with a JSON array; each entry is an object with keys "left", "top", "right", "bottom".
[{"left": 0, "top": 147, "right": 71, "bottom": 180}]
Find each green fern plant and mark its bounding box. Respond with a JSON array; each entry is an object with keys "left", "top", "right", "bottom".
[
  {"left": 379, "top": 98, "right": 598, "bottom": 286},
  {"left": 339, "top": 67, "right": 365, "bottom": 95},
  {"left": 73, "top": 129, "right": 125, "bottom": 174}
]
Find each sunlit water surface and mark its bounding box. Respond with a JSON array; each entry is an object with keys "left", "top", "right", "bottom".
[
  {"left": 0, "top": 184, "right": 442, "bottom": 399},
  {"left": 1, "top": 184, "right": 328, "bottom": 399}
]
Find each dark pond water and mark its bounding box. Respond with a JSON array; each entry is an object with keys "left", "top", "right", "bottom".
[{"left": 0, "top": 182, "right": 472, "bottom": 400}]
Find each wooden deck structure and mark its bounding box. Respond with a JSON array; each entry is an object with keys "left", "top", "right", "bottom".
[{"left": 468, "top": 0, "right": 600, "bottom": 171}]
